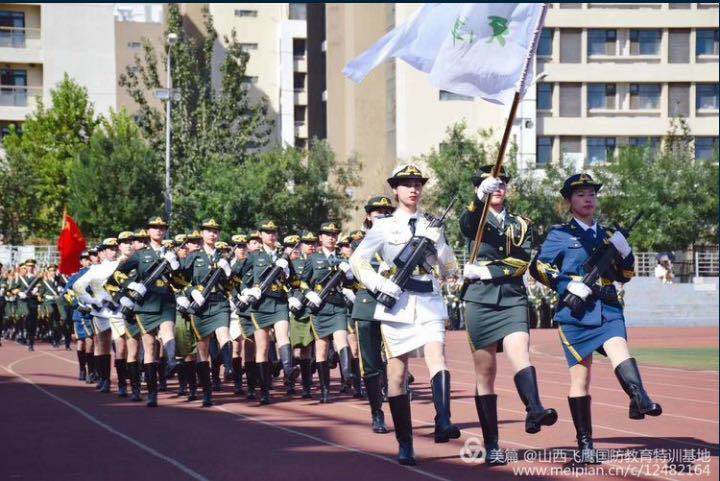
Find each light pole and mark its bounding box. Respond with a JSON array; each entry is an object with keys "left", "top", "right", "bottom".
[{"left": 163, "top": 33, "right": 178, "bottom": 227}]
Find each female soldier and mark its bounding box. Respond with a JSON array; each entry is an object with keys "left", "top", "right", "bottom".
[
  {"left": 301, "top": 223, "right": 355, "bottom": 403},
  {"left": 351, "top": 196, "right": 395, "bottom": 433},
  {"left": 290, "top": 231, "right": 318, "bottom": 398},
  {"left": 460, "top": 166, "right": 557, "bottom": 465},
  {"left": 236, "top": 231, "right": 262, "bottom": 400},
  {"left": 176, "top": 219, "right": 236, "bottom": 407},
  {"left": 350, "top": 164, "right": 460, "bottom": 466},
  {"left": 174, "top": 231, "right": 202, "bottom": 401},
  {"left": 530, "top": 173, "right": 661, "bottom": 464}
]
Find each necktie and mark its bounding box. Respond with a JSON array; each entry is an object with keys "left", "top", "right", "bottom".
[{"left": 409, "top": 218, "right": 417, "bottom": 235}]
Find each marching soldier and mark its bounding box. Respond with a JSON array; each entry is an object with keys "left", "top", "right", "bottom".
[
  {"left": 173, "top": 231, "right": 201, "bottom": 401},
  {"left": 66, "top": 253, "right": 95, "bottom": 382},
  {"left": 14, "top": 259, "right": 42, "bottom": 351},
  {"left": 530, "top": 173, "right": 661, "bottom": 464},
  {"left": 42, "top": 264, "right": 63, "bottom": 348},
  {"left": 290, "top": 230, "right": 318, "bottom": 398},
  {"left": 460, "top": 165, "right": 557, "bottom": 465},
  {"left": 236, "top": 230, "right": 262, "bottom": 400}
]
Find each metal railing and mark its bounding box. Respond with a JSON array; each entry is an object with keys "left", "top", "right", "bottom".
[
  {"left": 0, "top": 245, "right": 60, "bottom": 268},
  {"left": 0, "top": 26, "right": 41, "bottom": 48},
  {"left": 0, "top": 85, "right": 41, "bottom": 107}
]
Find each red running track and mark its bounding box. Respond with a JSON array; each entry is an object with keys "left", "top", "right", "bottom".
[{"left": 0, "top": 327, "right": 717, "bottom": 481}]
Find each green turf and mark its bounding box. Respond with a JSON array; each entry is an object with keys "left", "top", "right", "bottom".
[{"left": 631, "top": 347, "right": 719, "bottom": 371}]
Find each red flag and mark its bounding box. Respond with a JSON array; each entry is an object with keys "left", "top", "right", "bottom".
[{"left": 57, "top": 212, "right": 86, "bottom": 275}]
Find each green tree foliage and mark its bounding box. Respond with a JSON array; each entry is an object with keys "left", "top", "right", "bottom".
[
  {"left": 0, "top": 75, "right": 97, "bottom": 242},
  {"left": 67, "top": 111, "right": 163, "bottom": 238}
]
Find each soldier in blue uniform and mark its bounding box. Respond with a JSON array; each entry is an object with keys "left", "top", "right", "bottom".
[
  {"left": 460, "top": 165, "right": 557, "bottom": 465},
  {"left": 66, "top": 254, "right": 95, "bottom": 382},
  {"left": 530, "top": 173, "right": 662, "bottom": 464}
]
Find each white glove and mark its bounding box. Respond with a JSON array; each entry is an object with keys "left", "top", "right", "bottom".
[
  {"left": 217, "top": 258, "right": 232, "bottom": 277},
  {"left": 18, "top": 292, "right": 27, "bottom": 299},
  {"left": 463, "top": 263, "right": 492, "bottom": 280},
  {"left": 342, "top": 288, "right": 356, "bottom": 304},
  {"left": 288, "top": 296, "right": 302, "bottom": 311},
  {"left": 275, "top": 258, "right": 290, "bottom": 277},
  {"left": 163, "top": 251, "right": 180, "bottom": 270},
  {"left": 304, "top": 291, "right": 322, "bottom": 307},
  {"left": 237, "top": 294, "right": 250, "bottom": 305},
  {"left": 190, "top": 289, "right": 205, "bottom": 307},
  {"left": 119, "top": 296, "right": 135, "bottom": 310},
  {"left": 477, "top": 177, "right": 503, "bottom": 202},
  {"left": 242, "top": 287, "right": 262, "bottom": 301},
  {"left": 79, "top": 293, "right": 101, "bottom": 308},
  {"left": 377, "top": 278, "right": 402, "bottom": 299},
  {"left": 31, "top": 287, "right": 40, "bottom": 295},
  {"left": 609, "top": 231, "right": 632, "bottom": 259},
  {"left": 339, "top": 261, "right": 354, "bottom": 280},
  {"left": 378, "top": 261, "right": 392, "bottom": 276},
  {"left": 416, "top": 224, "right": 442, "bottom": 244},
  {"left": 567, "top": 281, "right": 592, "bottom": 300},
  {"left": 176, "top": 296, "right": 190, "bottom": 310},
  {"left": 127, "top": 281, "right": 147, "bottom": 297}
]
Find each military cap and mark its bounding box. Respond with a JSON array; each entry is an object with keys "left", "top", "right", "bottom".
[
  {"left": 133, "top": 229, "right": 150, "bottom": 240},
  {"left": 24, "top": 259, "right": 37, "bottom": 266},
  {"left": 283, "top": 234, "right": 301, "bottom": 247},
  {"left": 186, "top": 230, "right": 202, "bottom": 242},
  {"left": 319, "top": 222, "right": 341, "bottom": 235},
  {"left": 471, "top": 165, "right": 511, "bottom": 186},
  {"left": 147, "top": 216, "right": 168, "bottom": 228},
  {"left": 337, "top": 235, "right": 351, "bottom": 247},
  {"left": 349, "top": 229, "right": 365, "bottom": 241},
  {"left": 364, "top": 195, "right": 394, "bottom": 213},
  {"left": 387, "top": 163, "right": 429, "bottom": 188},
  {"left": 300, "top": 230, "right": 318, "bottom": 243},
  {"left": 88, "top": 247, "right": 99, "bottom": 256},
  {"left": 161, "top": 239, "right": 176, "bottom": 249},
  {"left": 118, "top": 231, "right": 134, "bottom": 242},
  {"left": 201, "top": 218, "right": 221, "bottom": 230},
  {"left": 174, "top": 233, "right": 188, "bottom": 244},
  {"left": 100, "top": 237, "right": 118, "bottom": 249},
  {"left": 249, "top": 230, "right": 262, "bottom": 241},
  {"left": 257, "top": 219, "right": 279, "bottom": 232},
  {"left": 216, "top": 241, "right": 230, "bottom": 251},
  {"left": 560, "top": 173, "right": 602, "bottom": 199},
  {"left": 231, "top": 234, "right": 248, "bottom": 245},
  {"left": 80, "top": 251, "right": 90, "bottom": 259}
]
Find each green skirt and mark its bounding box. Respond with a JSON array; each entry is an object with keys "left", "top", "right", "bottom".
[
  {"left": 465, "top": 301, "right": 529, "bottom": 352},
  {"left": 192, "top": 308, "right": 230, "bottom": 339},
  {"left": 134, "top": 304, "right": 175, "bottom": 335},
  {"left": 175, "top": 313, "right": 197, "bottom": 357},
  {"left": 240, "top": 315, "right": 256, "bottom": 338},
  {"left": 251, "top": 301, "right": 289, "bottom": 330},
  {"left": 290, "top": 315, "right": 315, "bottom": 348},
  {"left": 312, "top": 310, "right": 349, "bottom": 339}
]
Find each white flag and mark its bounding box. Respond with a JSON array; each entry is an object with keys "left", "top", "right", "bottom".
[{"left": 343, "top": 3, "right": 546, "bottom": 105}]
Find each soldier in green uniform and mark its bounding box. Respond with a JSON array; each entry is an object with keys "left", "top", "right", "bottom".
[
  {"left": 460, "top": 165, "right": 557, "bottom": 465},
  {"left": 41, "top": 264, "right": 63, "bottom": 348},
  {"left": 299, "top": 222, "right": 356, "bottom": 403},
  {"left": 350, "top": 196, "right": 395, "bottom": 432},
  {"left": 290, "top": 230, "right": 318, "bottom": 398},
  {"left": 238, "top": 220, "right": 299, "bottom": 405},
  {"left": 526, "top": 277, "right": 544, "bottom": 329},
  {"left": 112, "top": 217, "right": 179, "bottom": 407},
  {"left": 15, "top": 259, "right": 42, "bottom": 351},
  {"left": 337, "top": 232, "right": 364, "bottom": 398},
  {"left": 176, "top": 219, "right": 236, "bottom": 407},
  {"left": 236, "top": 230, "right": 262, "bottom": 400},
  {"left": 173, "top": 231, "right": 201, "bottom": 401},
  {"left": 228, "top": 234, "right": 251, "bottom": 395}
]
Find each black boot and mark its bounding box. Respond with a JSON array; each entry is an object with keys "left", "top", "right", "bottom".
[
  {"left": 430, "top": 370, "right": 460, "bottom": 443},
  {"left": 568, "top": 396, "right": 600, "bottom": 464},
  {"left": 233, "top": 357, "right": 244, "bottom": 395},
  {"left": 177, "top": 361, "right": 188, "bottom": 396},
  {"left": 85, "top": 353, "right": 95, "bottom": 384},
  {"left": 197, "top": 361, "right": 213, "bottom": 407},
  {"left": 245, "top": 361, "right": 257, "bottom": 400},
  {"left": 77, "top": 351, "right": 87, "bottom": 381},
  {"left": 513, "top": 366, "right": 558, "bottom": 434},
  {"left": 388, "top": 394, "right": 415, "bottom": 466},
  {"left": 317, "top": 361, "right": 331, "bottom": 404},
  {"left": 474, "top": 394, "right": 507, "bottom": 466},
  {"left": 186, "top": 361, "right": 198, "bottom": 401},
  {"left": 279, "top": 344, "right": 298, "bottom": 395},
  {"left": 614, "top": 358, "right": 662, "bottom": 419},
  {"left": 158, "top": 357, "right": 168, "bottom": 392},
  {"left": 338, "top": 346, "right": 354, "bottom": 393},
  {"left": 300, "top": 359, "right": 313, "bottom": 399},
  {"left": 115, "top": 359, "right": 128, "bottom": 398},
  {"left": 257, "top": 361, "right": 271, "bottom": 405},
  {"left": 211, "top": 358, "right": 222, "bottom": 392},
  {"left": 220, "top": 341, "right": 234, "bottom": 378},
  {"left": 128, "top": 361, "right": 143, "bottom": 402},
  {"left": 365, "top": 375, "right": 389, "bottom": 434},
  {"left": 145, "top": 362, "right": 158, "bottom": 407},
  {"left": 351, "top": 358, "right": 364, "bottom": 399},
  {"left": 99, "top": 354, "right": 111, "bottom": 393}
]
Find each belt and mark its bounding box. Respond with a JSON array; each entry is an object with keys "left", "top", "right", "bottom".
[
  {"left": 155, "top": 280, "right": 167, "bottom": 287},
  {"left": 404, "top": 278, "right": 433, "bottom": 293},
  {"left": 591, "top": 285, "right": 619, "bottom": 304}
]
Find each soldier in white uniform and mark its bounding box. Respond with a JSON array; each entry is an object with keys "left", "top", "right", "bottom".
[{"left": 350, "top": 164, "right": 460, "bottom": 466}]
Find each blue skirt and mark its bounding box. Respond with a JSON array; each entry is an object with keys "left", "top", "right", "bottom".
[
  {"left": 557, "top": 318, "right": 627, "bottom": 367},
  {"left": 74, "top": 319, "right": 94, "bottom": 341}
]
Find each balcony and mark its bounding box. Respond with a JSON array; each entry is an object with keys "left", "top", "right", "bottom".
[
  {"left": 294, "top": 120, "right": 308, "bottom": 139},
  {"left": 0, "top": 85, "right": 42, "bottom": 121},
  {"left": 293, "top": 88, "right": 307, "bottom": 105},
  {"left": 0, "top": 26, "right": 43, "bottom": 63}
]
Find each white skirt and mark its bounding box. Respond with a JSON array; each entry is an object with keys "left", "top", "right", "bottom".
[
  {"left": 380, "top": 317, "right": 445, "bottom": 358},
  {"left": 229, "top": 316, "right": 242, "bottom": 341},
  {"left": 92, "top": 316, "right": 111, "bottom": 334}
]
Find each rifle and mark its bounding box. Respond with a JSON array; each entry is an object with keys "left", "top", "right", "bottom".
[
  {"left": 21, "top": 275, "right": 43, "bottom": 298},
  {"left": 377, "top": 196, "right": 457, "bottom": 309},
  {"left": 563, "top": 212, "right": 643, "bottom": 315},
  {"left": 291, "top": 259, "right": 346, "bottom": 316},
  {"left": 186, "top": 252, "right": 233, "bottom": 314},
  {"left": 237, "top": 242, "right": 300, "bottom": 311}
]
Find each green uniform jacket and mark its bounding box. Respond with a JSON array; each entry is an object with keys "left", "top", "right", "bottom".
[
  {"left": 300, "top": 251, "right": 349, "bottom": 316},
  {"left": 114, "top": 247, "right": 175, "bottom": 314},
  {"left": 14, "top": 274, "right": 43, "bottom": 312},
  {"left": 459, "top": 198, "right": 532, "bottom": 307},
  {"left": 239, "top": 249, "right": 297, "bottom": 312},
  {"left": 41, "top": 278, "right": 61, "bottom": 311},
  {"left": 351, "top": 253, "right": 382, "bottom": 321},
  {"left": 179, "top": 249, "right": 234, "bottom": 316}
]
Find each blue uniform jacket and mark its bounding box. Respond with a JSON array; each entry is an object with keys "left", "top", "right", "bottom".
[
  {"left": 530, "top": 219, "right": 635, "bottom": 327},
  {"left": 66, "top": 267, "right": 92, "bottom": 322}
]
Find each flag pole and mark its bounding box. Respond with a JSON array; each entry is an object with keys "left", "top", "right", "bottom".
[{"left": 468, "top": 4, "right": 548, "bottom": 263}]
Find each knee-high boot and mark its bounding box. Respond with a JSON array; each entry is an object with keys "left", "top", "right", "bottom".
[{"left": 388, "top": 393, "right": 415, "bottom": 466}]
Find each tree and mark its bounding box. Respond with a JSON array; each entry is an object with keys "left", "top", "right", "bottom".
[
  {"left": 67, "top": 111, "right": 164, "bottom": 238},
  {"left": 0, "top": 75, "right": 97, "bottom": 242}
]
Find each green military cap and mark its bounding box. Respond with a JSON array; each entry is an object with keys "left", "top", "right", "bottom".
[
  {"left": 283, "top": 234, "right": 301, "bottom": 247},
  {"left": 560, "top": 173, "right": 602, "bottom": 199},
  {"left": 133, "top": 229, "right": 150, "bottom": 240},
  {"left": 24, "top": 259, "right": 37, "bottom": 266},
  {"left": 201, "top": 218, "right": 221, "bottom": 231},
  {"left": 147, "top": 216, "right": 168, "bottom": 228},
  {"left": 231, "top": 234, "right": 248, "bottom": 245},
  {"left": 471, "top": 164, "right": 511, "bottom": 186},
  {"left": 349, "top": 229, "right": 365, "bottom": 241},
  {"left": 257, "top": 219, "right": 279, "bottom": 232},
  {"left": 216, "top": 241, "right": 230, "bottom": 251},
  {"left": 80, "top": 251, "right": 90, "bottom": 259},
  {"left": 387, "top": 163, "right": 429, "bottom": 188},
  {"left": 161, "top": 239, "right": 175, "bottom": 249},
  {"left": 300, "top": 230, "right": 318, "bottom": 243},
  {"left": 100, "top": 237, "right": 118, "bottom": 249},
  {"left": 186, "top": 230, "right": 202, "bottom": 242},
  {"left": 319, "top": 221, "right": 341, "bottom": 235},
  {"left": 174, "top": 233, "right": 188, "bottom": 244},
  {"left": 249, "top": 230, "right": 261, "bottom": 241},
  {"left": 337, "top": 234, "right": 351, "bottom": 247},
  {"left": 118, "top": 231, "right": 134, "bottom": 242},
  {"left": 364, "top": 195, "right": 394, "bottom": 213}
]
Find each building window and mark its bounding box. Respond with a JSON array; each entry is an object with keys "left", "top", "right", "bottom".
[
  {"left": 234, "top": 9, "right": 258, "bottom": 17},
  {"left": 294, "top": 105, "right": 306, "bottom": 121},
  {"left": 0, "top": 68, "right": 27, "bottom": 107},
  {"left": 537, "top": 137, "right": 553, "bottom": 166},
  {"left": 560, "top": 136, "right": 582, "bottom": 165},
  {"left": 696, "top": 83, "right": 719, "bottom": 111},
  {"left": 289, "top": 3, "right": 307, "bottom": 20},
  {"left": 630, "top": 29, "right": 661, "bottom": 56},
  {"left": 696, "top": 29, "right": 719, "bottom": 56},
  {"left": 587, "top": 83, "right": 616, "bottom": 110},
  {"left": 537, "top": 83, "right": 552, "bottom": 110},
  {"left": 293, "top": 72, "right": 306, "bottom": 91},
  {"left": 668, "top": 29, "right": 690, "bottom": 63},
  {"left": 559, "top": 3, "right": 581, "bottom": 8},
  {"left": 695, "top": 137, "right": 719, "bottom": 160},
  {"left": 293, "top": 38, "right": 306, "bottom": 57},
  {"left": 588, "top": 29, "right": 616, "bottom": 56},
  {"left": 560, "top": 29, "right": 582, "bottom": 63},
  {"left": 668, "top": 3, "right": 691, "bottom": 8},
  {"left": 629, "top": 137, "right": 661, "bottom": 153},
  {"left": 559, "top": 83, "right": 581, "bottom": 117},
  {"left": 0, "top": 10, "right": 26, "bottom": 48},
  {"left": 439, "top": 90, "right": 472, "bottom": 101},
  {"left": 587, "top": 137, "right": 616, "bottom": 164},
  {"left": 538, "top": 28, "right": 553, "bottom": 57},
  {"left": 669, "top": 83, "right": 690, "bottom": 117},
  {"left": 629, "top": 83, "right": 661, "bottom": 109},
  {"left": 127, "top": 41, "right": 142, "bottom": 49},
  {"left": 239, "top": 43, "right": 258, "bottom": 51}
]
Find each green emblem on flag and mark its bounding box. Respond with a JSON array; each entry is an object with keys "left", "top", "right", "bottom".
[
  {"left": 487, "top": 16, "right": 509, "bottom": 46},
  {"left": 451, "top": 17, "right": 476, "bottom": 47}
]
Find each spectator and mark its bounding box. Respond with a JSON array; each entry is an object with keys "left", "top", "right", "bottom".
[{"left": 654, "top": 254, "right": 674, "bottom": 284}]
